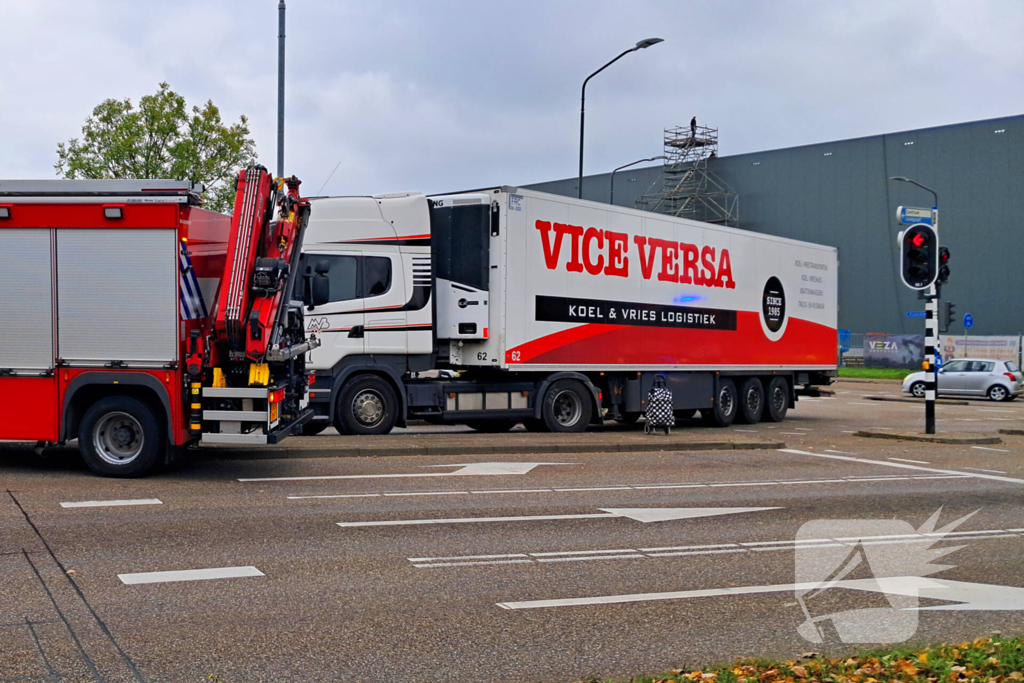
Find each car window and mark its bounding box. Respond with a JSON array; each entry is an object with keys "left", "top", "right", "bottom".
[
  {"left": 979, "top": 362, "right": 995, "bottom": 372},
  {"left": 1007, "top": 361, "right": 1019, "bottom": 373},
  {"left": 364, "top": 256, "right": 392, "bottom": 298},
  {"left": 943, "top": 360, "right": 967, "bottom": 372}
]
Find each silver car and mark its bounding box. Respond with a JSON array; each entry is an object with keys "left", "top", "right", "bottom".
[{"left": 903, "top": 358, "right": 1023, "bottom": 401}]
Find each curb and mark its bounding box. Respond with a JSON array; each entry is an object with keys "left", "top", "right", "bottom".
[
  {"left": 865, "top": 396, "right": 970, "bottom": 406},
  {"left": 854, "top": 430, "right": 1002, "bottom": 445},
  {"left": 999, "top": 429, "right": 1024, "bottom": 436},
  {"left": 194, "top": 439, "right": 786, "bottom": 461}
]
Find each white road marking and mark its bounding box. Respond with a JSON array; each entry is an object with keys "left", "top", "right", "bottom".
[
  {"left": 289, "top": 473, "right": 968, "bottom": 500},
  {"left": 972, "top": 446, "right": 1010, "bottom": 453},
  {"left": 240, "top": 461, "right": 573, "bottom": 482},
  {"left": 871, "top": 426, "right": 894, "bottom": 430},
  {"left": 496, "top": 577, "right": 1024, "bottom": 611},
  {"left": 980, "top": 409, "right": 1015, "bottom": 414},
  {"left": 338, "top": 506, "right": 778, "bottom": 528},
  {"left": 964, "top": 467, "right": 1008, "bottom": 474},
  {"left": 793, "top": 428, "right": 812, "bottom": 431},
  {"left": 781, "top": 449, "right": 1024, "bottom": 485},
  {"left": 841, "top": 430, "right": 857, "bottom": 433},
  {"left": 780, "top": 432, "right": 805, "bottom": 435},
  {"left": 119, "top": 566, "right": 264, "bottom": 585},
  {"left": 889, "top": 457, "right": 930, "bottom": 464},
  {"left": 733, "top": 429, "right": 758, "bottom": 433},
  {"left": 60, "top": 498, "right": 162, "bottom": 509},
  {"left": 825, "top": 449, "right": 853, "bottom": 455},
  {"left": 411, "top": 527, "right": 1022, "bottom": 568}
]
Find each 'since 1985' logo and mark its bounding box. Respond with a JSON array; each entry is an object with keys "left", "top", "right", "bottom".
[{"left": 762, "top": 276, "right": 786, "bottom": 333}]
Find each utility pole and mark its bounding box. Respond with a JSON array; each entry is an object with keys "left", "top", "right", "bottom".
[{"left": 277, "top": 1, "right": 286, "bottom": 178}]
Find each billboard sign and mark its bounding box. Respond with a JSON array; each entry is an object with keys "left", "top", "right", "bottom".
[{"left": 863, "top": 334, "right": 924, "bottom": 369}]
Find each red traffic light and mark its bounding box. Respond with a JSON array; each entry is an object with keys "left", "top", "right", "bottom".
[{"left": 911, "top": 233, "right": 926, "bottom": 247}]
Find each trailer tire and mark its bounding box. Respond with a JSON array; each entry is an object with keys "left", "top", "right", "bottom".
[
  {"left": 540, "top": 379, "right": 592, "bottom": 433},
  {"left": 467, "top": 420, "right": 519, "bottom": 433},
  {"left": 764, "top": 376, "right": 790, "bottom": 422},
  {"left": 335, "top": 375, "right": 399, "bottom": 435},
  {"left": 701, "top": 379, "right": 738, "bottom": 427},
  {"left": 736, "top": 378, "right": 765, "bottom": 424},
  {"left": 78, "top": 396, "right": 165, "bottom": 478}
]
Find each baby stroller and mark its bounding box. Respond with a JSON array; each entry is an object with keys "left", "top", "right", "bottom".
[{"left": 644, "top": 375, "right": 674, "bottom": 435}]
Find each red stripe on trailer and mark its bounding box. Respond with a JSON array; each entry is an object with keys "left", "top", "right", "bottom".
[{"left": 505, "top": 313, "right": 837, "bottom": 367}]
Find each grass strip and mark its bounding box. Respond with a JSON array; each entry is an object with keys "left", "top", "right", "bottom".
[
  {"left": 839, "top": 368, "right": 912, "bottom": 380},
  {"left": 579, "top": 634, "right": 1024, "bottom": 683}
]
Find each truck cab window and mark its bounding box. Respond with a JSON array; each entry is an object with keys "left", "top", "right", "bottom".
[
  {"left": 364, "top": 256, "right": 392, "bottom": 298},
  {"left": 303, "top": 254, "right": 359, "bottom": 304}
]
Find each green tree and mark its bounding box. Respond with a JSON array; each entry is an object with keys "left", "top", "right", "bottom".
[{"left": 56, "top": 82, "right": 257, "bottom": 213}]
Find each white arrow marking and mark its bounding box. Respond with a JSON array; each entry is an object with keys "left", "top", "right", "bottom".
[
  {"left": 238, "top": 461, "right": 574, "bottom": 482},
  {"left": 336, "top": 506, "right": 778, "bottom": 528},
  {"left": 496, "top": 577, "right": 1024, "bottom": 611}
]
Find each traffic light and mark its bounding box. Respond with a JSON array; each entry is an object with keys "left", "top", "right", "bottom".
[
  {"left": 944, "top": 301, "right": 956, "bottom": 331},
  {"left": 900, "top": 225, "right": 938, "bottom": 289},
  {"left": 938, "top": 246, "right": 950, "bottom": 284}
]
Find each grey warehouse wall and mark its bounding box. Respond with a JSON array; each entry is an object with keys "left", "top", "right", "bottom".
[{"left": 524, "top": 115, "right": 1024, "bottom": 336}]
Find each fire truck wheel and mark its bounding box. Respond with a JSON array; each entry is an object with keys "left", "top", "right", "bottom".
[
  {"left": 466, "top": 420, "right": 519, "bottom": 433},
  {"left": 541, "top": 379, "right": 593, "bottom": 433},
  {"left": 79, "top": 396, "right": 165, "bottom": 478},
  {"left": 764, "top": 376, "right": 790, "bottom": 422},
  {"left": 736, "top": 378, "right": 765, "bottom": 424},
  {"left": 335, "top": 375, "right": 399, "bottom": 435},
  {"left": 701, "top": 379, "right": 738, "bottom": 427}
]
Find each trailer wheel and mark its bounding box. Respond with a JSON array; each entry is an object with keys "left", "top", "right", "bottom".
[
  {"left": 335, "top": 375, "right": 399, "bottom": 435},
  {"left": 467, "top": 420, "right": 519, "bottom": 433},
  {"left": 540, "top": 379, "right": 592, "bottom": 433},
  {"left": 701, "top": 379, "right": 738, "bottom": 427},
  {"left": 736, "top": 378, "right": 765, "bottom": 424},
  {"left": 78, "top": 396, "right": 165, "bottom": 478},
  {"left": 764, "top": 376, "right": 790, "bottom": 422}
]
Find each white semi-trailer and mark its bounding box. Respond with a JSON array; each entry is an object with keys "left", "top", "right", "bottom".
[{"left": 297, "top": 187, "right": 837, "bottom": 434}]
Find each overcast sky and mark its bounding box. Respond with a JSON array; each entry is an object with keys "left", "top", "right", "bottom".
[{"left": 2, "top": 0, "right": 1022, "bottom": 196}]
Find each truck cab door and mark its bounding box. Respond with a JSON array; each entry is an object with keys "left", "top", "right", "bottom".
[
  {"left": 362, "top": 253, "right": 408, "bottom": 355},
  {"left": 301, "top": 253, "right": 364, "bottom": 369}
]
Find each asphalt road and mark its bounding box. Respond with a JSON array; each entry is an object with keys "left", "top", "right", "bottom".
[{"left": 3, "top": 379, "right": 1024, "bottom": 683}]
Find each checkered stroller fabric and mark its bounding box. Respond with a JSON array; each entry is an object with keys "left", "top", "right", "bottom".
[{"left": 644, "top": 386, "right": 675, "bottom": 428}]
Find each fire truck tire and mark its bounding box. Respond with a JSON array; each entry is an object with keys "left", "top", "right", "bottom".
[
  {"left": 335, "top": 375, "right": 399, "bottom": 435},
  {"left": 466, "top": 420, "right": 519, "bottom": 433},
  {"left": 78, "top": 396, "right": 165, "bottom": 478},
  {"left": 736, "top": 378, "right": 765, "bottom": 424},
  {"left": 700, "top": 379, "right": 738, "bottom": 427},
  {"left": 540, "top": 379, "right": 592, "bottom": 433},
  {"left": 764, "top": 376, "right": 790, "bottom": 422}
]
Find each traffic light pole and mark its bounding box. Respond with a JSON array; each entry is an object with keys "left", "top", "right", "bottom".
[{"left": 923, "top": 206, "right": 939, "bottom": 434}]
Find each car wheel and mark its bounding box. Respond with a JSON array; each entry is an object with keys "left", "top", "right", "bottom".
[
  {"left": 910, "top": 381, "right": 926, "bottom": 399},
  {"left": 335, "top": 375, "right": 399, "bottom": 435},
  {"left": 736, "top": 378, "right": 765, "bottom": 424},
  {"left": 764, "top": 376, "right": 790, "bottom": 422},
  {"left": 79, "top": 396, "right": 165, "bottom": 477},
  {"left": 540, "top": 379, "right": 593, "bottom": 433},
  {"left": 988, "top": 385, "right": 1011, "bottom": 402},
  {"left": 701, "top": 379, "right": 738, "bottom": 427}
]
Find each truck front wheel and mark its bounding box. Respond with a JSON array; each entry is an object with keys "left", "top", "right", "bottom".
[
  {"left": 540, "top": 379, "right": 593, "bottom": 433},
  {"left": 701, "top": 379, "right": 738, "bottom": 427},
  {"left": 78, "top": 396, "right": 165, "bottom": 478},
  {"left": 335, "top": 375, "right": 399, "bottom": 435}
]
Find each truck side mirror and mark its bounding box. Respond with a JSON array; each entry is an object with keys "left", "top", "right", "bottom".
[{"left": 310, "top": 276, "right": 330, "bottom": 307}]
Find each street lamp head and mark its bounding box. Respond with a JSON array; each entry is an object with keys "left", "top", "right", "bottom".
[
  {"left": 635, "top": 37, "right": 664, "bottom": 50},
  {"left": 889, "top": 176, "right": 909, "bottom": 182}
]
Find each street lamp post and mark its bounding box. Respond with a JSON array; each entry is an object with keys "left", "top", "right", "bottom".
[
  {"left": 578, "top": 37, "right": 663, "bottom": 199},
  {"left": 889, "top": 175, "right": 940, "bottom": 434},
  {"left": 610, "top": 155, "right": 666, "bottom": 206}
]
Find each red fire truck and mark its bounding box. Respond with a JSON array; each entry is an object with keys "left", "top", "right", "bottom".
[{"left": 0, "top": 168, "right": 317, "bottom": 476}]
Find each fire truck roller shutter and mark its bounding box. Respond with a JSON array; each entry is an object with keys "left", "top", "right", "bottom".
[
  {"left": 0, "top": 229, "right": 55, "bottom": 371},
  {"left": 57, "top": 229, "right": 178, "bottom": 364}
]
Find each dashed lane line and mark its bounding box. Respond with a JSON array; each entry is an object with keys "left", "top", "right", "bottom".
[
  {"left": 286, "top": 473, "right": 968, "bottom": 500},
  {"left": 780, "top": 449, "right": 1024, "bottom": 485},
  {"left": 60, "top": 498, "right": 162, "bottom": 509},
  {"left": 889, "top": 457, "right": 930, "bottom": 464},
  {"left": 119, "top": 566, "right": 264, "bottom": 585},
  {"left": 411, "top": 526, "right": 1024, "bottom": 568},
  {"left": 972, "top": 446, "right": 1010, "bottom": 453}
]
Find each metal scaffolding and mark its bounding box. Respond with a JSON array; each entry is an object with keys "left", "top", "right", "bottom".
[{"left": 636, "top": 124, "right": 739, "bottom": 226}]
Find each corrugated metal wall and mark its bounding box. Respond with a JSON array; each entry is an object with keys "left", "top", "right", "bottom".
[{"left": 525, "top": 114, "right": 1024, "bottom": 335}]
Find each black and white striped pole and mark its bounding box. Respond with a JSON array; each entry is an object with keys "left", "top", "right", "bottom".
[{"left": 891, "top": 176, "right": 940, "bottom": 435}]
